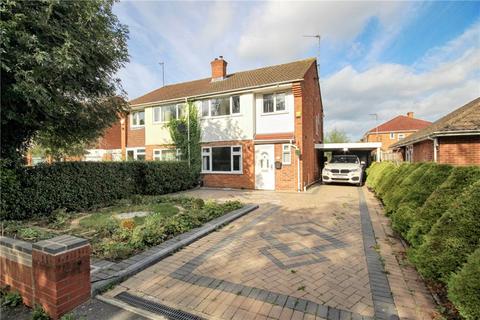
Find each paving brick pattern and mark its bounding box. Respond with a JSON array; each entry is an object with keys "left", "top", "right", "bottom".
[{"left": 106, "top": 186, "right": 402, "bottom": 320}]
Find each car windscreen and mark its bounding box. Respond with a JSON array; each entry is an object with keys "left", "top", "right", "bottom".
[{"left": 331, "top": 156, "right": 359, "bottom": 164}]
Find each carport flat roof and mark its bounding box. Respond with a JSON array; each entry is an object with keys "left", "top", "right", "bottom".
[{"left": 315, "top": 142, "right": 382, "bottom": 151}]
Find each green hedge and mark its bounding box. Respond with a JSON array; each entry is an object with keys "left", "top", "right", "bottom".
[
  {"left": 391, "top": 164, "right": 453, "bottom": 237},
  {"left": 409, "top": 181, "right": 480, "bottom": 283},
  {"left": 366, "top": 162, "right": 394, "bottom": 191},
  {"left": 1, "top": 161, "right": 198, "bottom": 220},
  {"left": 406, "top": 166, "right": 480, "bottom": 246},
  {"left": 448, "top": 247, "right": 480, "bottom": 320}
]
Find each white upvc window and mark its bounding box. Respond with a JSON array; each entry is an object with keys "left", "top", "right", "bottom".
[
  {"left": 398, "top": 133, "right": 405, "bottom": 140},
  {"left": 131, "top": 111, "right": 145, "bottom": 127},
  {"left": 153, "top": 103, "right": 186, "bottom": 123},
  {"left": 201, "top": 146, "right": 242, "bottom": 173},
  {"left": 153, "top": 149, "right": 181, "bottom": 161},
  {"left": 390, "top": 132, "right": 396, "bottom": 140},
  {"left": 126, "top": 148, "right": 146, "bottom": 161},
  {"left": 282, "top": 144, "right": 291, "bottom": 165},
  {"left": 263, "top": 92, "right": 286, "bottom": 113},
  {"left": 200, "top": 95, "right": 241, "bottom": 118}
]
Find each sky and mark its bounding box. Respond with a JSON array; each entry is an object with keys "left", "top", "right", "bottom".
[{"left": 113, "top": 1, "right": 480, "bottom": 141}]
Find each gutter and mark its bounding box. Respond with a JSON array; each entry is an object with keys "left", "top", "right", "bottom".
[
  {"left": 129, "top": 80, "right": 303, "bottom": 109},
  {"left": 392, "top": 130, "right": 480, "bottom": 148}
]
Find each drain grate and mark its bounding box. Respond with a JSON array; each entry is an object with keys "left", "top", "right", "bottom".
[{"left": 115, "top": 291, "right": 205, "bottom": 320}]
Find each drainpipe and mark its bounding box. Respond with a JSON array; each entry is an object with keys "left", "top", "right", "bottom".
[
  {"left": 289, "top": 140, "right": 301, "bottom": 192},
  {"left": 428, "top": 137, "right": 438, "bottom": 162}
]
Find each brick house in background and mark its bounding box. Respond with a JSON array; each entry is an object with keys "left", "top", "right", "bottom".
[
  {"left": 362, "top": 113, "right": 431, "bottom": 160},
  {"left": 92, "top": 57, "right": 323, "bottom": 191},
  {"left": 391, "top": 97, "right": 480, "bottom": 165}
]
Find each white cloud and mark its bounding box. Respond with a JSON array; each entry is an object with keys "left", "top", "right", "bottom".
[{"left": 237, "top": 1, "right": 405, "bottom": 63}]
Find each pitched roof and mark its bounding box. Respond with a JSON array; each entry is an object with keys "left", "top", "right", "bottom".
[
  {"left": 130, "top": 58, "right": 317, "bottom": 106},
  {"left": 367, "top": 115, "right": 431, "bottom": 133},
  {"left": 392, "top": 97, "right": 480, "bottom": 148}
]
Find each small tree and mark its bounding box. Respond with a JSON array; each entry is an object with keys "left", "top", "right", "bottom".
[
  {"left": 167, "top": 102, "right": 201, "bottom": 179},
  {"left": 324, "top": 128, "right": 350, "bottom": 143}
]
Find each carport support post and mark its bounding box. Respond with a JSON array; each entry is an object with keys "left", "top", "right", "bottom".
[{"left": 376, "top": 147, "right": 381, "bottom": 162}]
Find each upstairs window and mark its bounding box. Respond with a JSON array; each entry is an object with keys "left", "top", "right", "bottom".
[
  {"left": 153, "top": 104, "right": 186, "bottom": 123},
  {"left": 390, "top": 133, "right": 396, "bottom": 140},
  {"left": 131, "top": 111, "right": 145, "bottom": 127},
  {"left": 200, "top": 96, "right": 241, "bottom": 118},
  {"left": 398, "top": 133, "right": 405, "bottom": 140},
  {"left": 263, "top": 92, "right": 286, "bottom": 113}
]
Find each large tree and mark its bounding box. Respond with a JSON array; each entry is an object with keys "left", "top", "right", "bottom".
[
  {"left": 324, "top": 128, "right": 351, "bottom": 143},
  {"left": 0, "top": 0, "right": 129, "bottom": 161}
]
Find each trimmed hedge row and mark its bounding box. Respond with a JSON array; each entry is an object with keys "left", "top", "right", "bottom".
[
  {"left": 0, "top": 161, "right": 198, "bottom": 220},
  {"left": 366, "top": 162, "right": 480, "bottom": 319}
]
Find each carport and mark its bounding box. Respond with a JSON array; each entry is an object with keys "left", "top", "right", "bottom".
[{"left": 315, "top": 142, "right": 382, "bottom": 168}]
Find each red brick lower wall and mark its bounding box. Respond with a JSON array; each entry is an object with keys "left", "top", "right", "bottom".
[
  {"left": 412, "top": 140, "right": 434, "bottom": 162},
  {"left": 438, "top": 135, "right": 480, "bottom": 165},
  {"left": 0, "top": 245, "right": 34, "bottom": 306},
  {"left": 275, "top": 143, "right": 298, "bottom": 191},
  {"left": 201, "top": 140, "right": 255, "bottom": 189}
]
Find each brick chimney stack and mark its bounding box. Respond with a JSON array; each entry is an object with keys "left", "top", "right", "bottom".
[
  {"left": 211, "top": 56, "right": 227, "bottom": 81},
  {"left": 407, "top": 112, "right": 414, "bottom": 118}
]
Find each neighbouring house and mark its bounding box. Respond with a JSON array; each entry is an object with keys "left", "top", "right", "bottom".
[
  {"left": 362, "top": 112, "right": 431, "bottom": 160},
  {"left": 391, "top": 97, "right": 480, "bottom": 165},
  {"left": 95, "top": 57, "right": 323, "bottom": 191}
]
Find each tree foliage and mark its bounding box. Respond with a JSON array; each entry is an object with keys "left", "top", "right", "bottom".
[
  {"left": 0, "top": 0, "right": 129, "bottom": 161},
  {"left": 167, "top": 102, "right": 202, "bottom": 178},
  {"left": 324, "top": 128, "right": 350, "bottom": 143}
]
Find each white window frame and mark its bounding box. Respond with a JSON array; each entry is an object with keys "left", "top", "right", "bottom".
[
  {"left": 201, "top": 145, "right": 242, "bottom": 174},
  {"left": 153, "top": 103, "right": 186, "bottom": 124},
  {"left": 131, "top": 111, "right": 145, "bottom": 128},
  {"left": 390, "top": 132, "right": 396, "bottom": 140},
  {"left": 262, "top": 92, "right": 286, "bottom": 114},
  {"left": 153, "top": 148, "right": 181, "bottom": 161},
  {"left": 398, "top": 133, "right": 405, "bottom": 140},
  {"left": 282, "top": 144, "right": 292, "bottom": 165},
  {"left": 200, "top": 95, "right": 241, "bottom": 118},
  {"left": 126, "top": 148, "right": 146, "bottom": 161}
]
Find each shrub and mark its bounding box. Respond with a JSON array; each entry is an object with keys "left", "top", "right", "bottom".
[
  {"left": 366, "top": 162, "right": 394, "bottom": 191},
  {"left": 448, "top": 247, "right": 480, "bottom": 320},
  {"left": 0, "top": 289, "right": 22, "bottom": 307},
  {"left": 409, "top": 181, "right": 480, "bottom": 283},
  {"left": 1, "top": 161, "right": 197, "bottom": 220},
  {"left": 391, "top": 164, "right": 453, "bottom": 237},
  {"left": 407, "top": 166, "right": 480, "bottom": 247},
  {"left": 383, "top": 163, "right": 433, "bottom": 215}
]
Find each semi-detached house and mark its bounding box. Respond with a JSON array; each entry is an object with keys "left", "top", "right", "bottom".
[{"left": 96, "top": 57, "right": 324, "bottom": 191}]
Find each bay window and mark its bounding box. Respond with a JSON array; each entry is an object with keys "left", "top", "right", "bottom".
[
  {"left": 263, "top": 92, "right": 286, "bottom": 113},
  {"left": 202, "top": 146, "right": 242, "bottom": 173}
]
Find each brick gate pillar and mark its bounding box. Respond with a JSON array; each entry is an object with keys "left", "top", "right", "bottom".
[{"left": 32, "top": 235, "right": 91, "bottom": 319}]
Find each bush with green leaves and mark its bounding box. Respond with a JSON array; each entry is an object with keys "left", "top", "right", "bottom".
[
  {"left": 1, "top": 161, "right": 198, "bottom": 220},
  {"left": 447, "top": 247, "right": 480, "bottom": 320},
  {"left": 406, "top": 166, "right": 480, "bottom": 247},
  {"left": 409, "top": 181, "right": 480, "bottom": 283},
  {"left": 383, "top": 163, "right": 433, "bottom": 215},
  {"left": 0, "top": 289, "right": 22, "bottom": 307},
  {"left": 376, "top": 163, "right": 417, "bottom": 199},
  {"left": 365, "top": 162, "right": 394, "bottom": 191},
  {"left": 391, "top": 164, "right": 453, "bottom": 237}
]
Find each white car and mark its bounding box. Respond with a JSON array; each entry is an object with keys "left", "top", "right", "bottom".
[{"left": 322, "top": 155, "right": 364, "bottom": 186}]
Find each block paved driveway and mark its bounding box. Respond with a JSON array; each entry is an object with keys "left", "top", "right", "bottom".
[{"left": 104, "top": 185, "right": 435, "bottom": 320}]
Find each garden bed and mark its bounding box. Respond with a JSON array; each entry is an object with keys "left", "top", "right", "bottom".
[{"left": 1, "top": 195, "right": 242, "bottom": 261}]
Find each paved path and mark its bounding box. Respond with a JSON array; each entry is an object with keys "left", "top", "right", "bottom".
[{"left": 103, "top": 185, "right": 436, "bottom": 320}]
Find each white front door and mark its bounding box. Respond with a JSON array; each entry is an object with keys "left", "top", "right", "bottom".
[{"left": 255, "top": 144, "right": 275, "bottom": 190}]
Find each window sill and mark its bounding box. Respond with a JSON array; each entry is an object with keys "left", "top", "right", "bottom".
[
  {"left": 130, "top": 125, "right": 145, "bottom": 130},
  {"left": 260, "top": 111, "right": 289, "bottom": 116},
  {"left": 201, "top": 114, "right": 242, "bottom": 120},
  {"left": 201, "top": 171, "right": 243, "bottom": 175}
]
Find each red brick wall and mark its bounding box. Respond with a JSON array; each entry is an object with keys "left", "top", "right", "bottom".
[
  {"left": 438, "top": 135, "right": 480, "bottom": 165},
  {"left": 274, "top": 143, "right": 298, "bottom": 191},
  {"left": 412, "top": 140, "right": 434, "bottom": 162},
  {"left": 294, "top": 62, "right": 323, "bottom": 189},
  {"left": 126, "top": 118, "right": 145, "bottom": 148},
  {"left": 98, "top": 121, "right": 122, "bottom": 149},
  {"left": 201, "top": 140, "right": 255, "bottom": 189}
]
